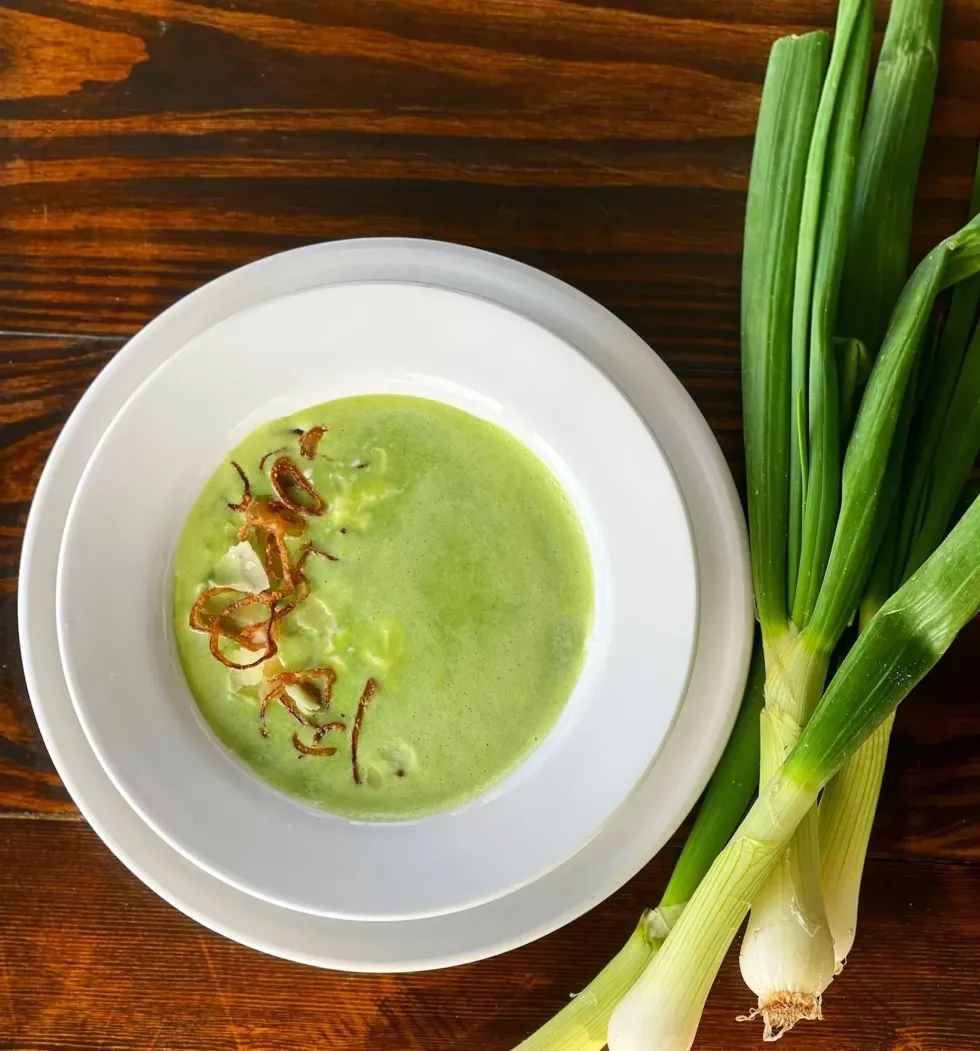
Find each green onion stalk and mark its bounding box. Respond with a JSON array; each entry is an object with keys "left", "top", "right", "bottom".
[
  {"left": 820, "top": 140, "right": 980, "bottom": 970},
  {"left": 607, "top": 492, "right": 980, "bottom": 1051},
  {"left": 739, "top": 202, "right": 980, "bottom": 1036},
  {"left": 734, "top": 0, "right": 957, "bottom": 1032},
  {"left": 512, "top": 1, "right": 962, "bottom": 1043},
  {"left": 736, "top": 4, "right": 879, "bottom": 1033},
  {"left": 509, "top": 643, "right": 765, "bottom": 1051}
]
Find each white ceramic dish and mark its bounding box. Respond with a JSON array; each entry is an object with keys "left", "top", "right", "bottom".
[
  {"left": 57, "top": 281, "right": 698, "bottom": 922},
  {"left": 22, "top": 238, "right": 751, "bottom": 970}
]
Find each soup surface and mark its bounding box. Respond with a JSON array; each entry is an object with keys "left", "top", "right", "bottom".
[{"left": 173, "top": 395, "right": 593, "bottom": 820}]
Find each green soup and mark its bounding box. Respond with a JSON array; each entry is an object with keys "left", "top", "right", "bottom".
[{"left": 173, "top": 395, "right": 593, "bottom": 820}]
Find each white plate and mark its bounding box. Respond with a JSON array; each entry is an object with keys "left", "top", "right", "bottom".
[
  {"left": 22, "top": 238, "right": 750, "bottom": 969},
  {"left": 57, "top": 282, "right": 698, "bottom": 921}
]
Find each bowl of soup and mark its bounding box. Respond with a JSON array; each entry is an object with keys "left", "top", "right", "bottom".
[{"left": 55, "top": 281, "right": 698, "bottom": 921}]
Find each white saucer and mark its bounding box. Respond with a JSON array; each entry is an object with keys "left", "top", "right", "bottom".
[
  {"left": 21, "top": 238, "right": 751, "bottom": 970},
  {"left": 57, "top": 281, "right": 697, "bottom": 921}
]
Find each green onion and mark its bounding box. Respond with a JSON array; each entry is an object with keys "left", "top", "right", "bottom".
[
  {"left": 818, "top": 705, "right": 894, "bottom": 970},
  {"left": 790, "top": 0, "right": 873, "bottom": 626},
  {"left": 737, "top": 34, "right": 834, "bottom": 1028},
  {"left": 906, "top": 319, "right": 980, "bottom": 572},
  {"left": 607, "top": 493, "right": 980, "bottom": 1051},
  {"left": 807, "top": 214, "right": 980, "bottom": 648},
  {"left": 738, "top": 1, "right": 874, "bottom": 1029},
  {"left": 819, "top": 144, "right": 980, "bottom": 968},
  {"left": 741, "top": 0, "right": 972, "bottom": 1019},
  {"left": 507, "top": 5, "right": 968, "bottom": 1046},
  {"left": 509, "top": 642, "right": 765, "bottom": 1051},
  {"left": 897, "top": 146, "right": 980, "bottom": 577},
  {"left": 742, "top": 31, "right": 828, "bottom": 639},
  {"left": 613, "top": 98, "right": 980, "bottom": 1045},
  {"left": 740, "top": 209, "right": 980, "bottom": 1021}
]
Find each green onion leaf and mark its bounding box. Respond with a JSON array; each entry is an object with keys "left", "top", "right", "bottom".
[
  {"left": 742, "top": 30, "right": 829, "bottom": 639},
  {"left": 808, "top": 212, "right": 980, "bottom": 651},
  {"left": 792, "top": 493, "right": 980, "bottom": 784},
  {"left": 836, "top": 0, "right": 944, "bottom": 355},
  {"left": 659, "top": 638, "right": 765, "bottom": 911},
  {"left": 905, "top": 317, "right": 980, "bottom": 575},
  {"left": 792, "top": 0, "right": 875, "bottom": 627},
  {"left": 896, "top": 146, "right": 980, "bottom": 578}
]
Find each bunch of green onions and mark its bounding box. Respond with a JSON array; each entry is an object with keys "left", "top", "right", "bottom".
[
  {"left": 607, "top": 493, "right": 980, "bottom": 1050},
  {"left": 509, "top": 0, "right": 980, "bottom": 1048}
]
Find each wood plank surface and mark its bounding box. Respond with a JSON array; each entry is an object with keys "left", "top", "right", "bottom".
[
  {"left": 1, "top": 821, "right": 979, "bottom": 1050},
  {"left": 0, "top": 334, "right": 122, "bottom": 817},
  {"left": 2, "top": 1, "right": 980, "bottom": 1049},
  {"left": 3, "top": 0, "right": 979, "bottom": 341}
]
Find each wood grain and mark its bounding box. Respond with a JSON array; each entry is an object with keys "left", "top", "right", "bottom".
[
  {"left": 0, "top": 333, "right": 121, "bottom": 816},
  {"left": 2, "top": 0, "right": 978, "bottom": 343},
  {"left": 0, "top": 821, "right": 978, "bottom": 1050},
  {"left": 2, "top": 2, "right": 980, "bottom": 1048}
]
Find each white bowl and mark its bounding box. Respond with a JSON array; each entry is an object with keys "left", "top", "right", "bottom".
[
  {"left": 23, "top": 237, "right": 750, "bottom": 970},
  {"left": 56, "top": 281, "right": 698, "bottom": 921}
]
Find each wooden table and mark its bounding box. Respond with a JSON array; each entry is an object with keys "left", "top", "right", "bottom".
[{"left": 2, "top": 1, "right": 979, "bottom": 1048}]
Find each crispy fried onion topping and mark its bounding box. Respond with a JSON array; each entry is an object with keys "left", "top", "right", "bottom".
[
  {"left": 188, "top": 450, "right": 383, "bottom": 769},
  {"left": 351, "top": 678, "right": 378, "bottom": 785},
  {"left": 259, "top": 667, "right": 338, "bottom": 738},
  {"left": 189, "top": 587, "right": 278, "bottom": 668},
  {"left": 298, "top": 425, "right": 327, "bottom": 460},
  {"left": 227, "top": 461, "right": 252, "bottom": 513},
  {"left": 269, "top": 456, "right": 326, "bottom": 516}
]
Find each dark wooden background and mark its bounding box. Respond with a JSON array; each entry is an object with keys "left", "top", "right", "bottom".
[{"left": 2, "top": 1, "right": 979, "bottom": 1048}]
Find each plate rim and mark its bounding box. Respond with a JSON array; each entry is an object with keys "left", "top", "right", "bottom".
[{"left": 19, "top": 236, "right": 751, "bottom": 971}]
